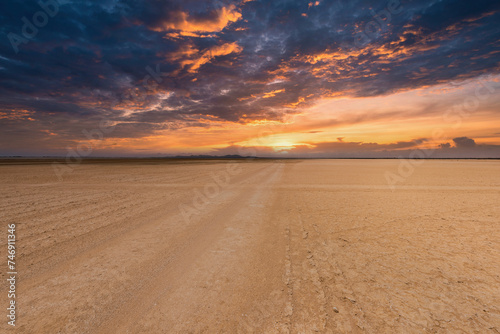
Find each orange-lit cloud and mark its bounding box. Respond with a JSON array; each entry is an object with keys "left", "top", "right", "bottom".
[
  {"left": 0, "top": 109, "right": 35, "bottom": 120},
  {"left": 262, "top": 89, "right": 285, "bottom": 98},
  {"left": 308, "top": 1, "right": 320, "bottom": 8},
  {"left": 152, "top": 4, "right": 242, "bottom": 34},
  {"left": 179, "top": 42, "right": 243, "bottom": 73}
]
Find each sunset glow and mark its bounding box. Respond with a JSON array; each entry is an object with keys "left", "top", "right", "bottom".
[{"left": 1, "top": 0, "right": 500, "bottom": 157}]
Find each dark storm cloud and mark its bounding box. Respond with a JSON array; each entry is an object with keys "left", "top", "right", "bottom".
[
  {"left": 453, "top": 136, "right": 476, "bottom": 148},
  {"left": 439, "top": 143, "right": 451, "bottom": 149},
  {"left": 1, "top": 0, "right": 500, "bottom": 152}
]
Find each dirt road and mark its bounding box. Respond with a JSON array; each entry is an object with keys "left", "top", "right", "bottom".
[{"left": 1, "top": 159, "right": 499, "bottom": 333}]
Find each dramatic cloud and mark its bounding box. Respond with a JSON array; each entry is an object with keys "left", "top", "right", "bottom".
[
  {"left": 1, "top": 0, "right": 500, "bottom": 156},
  {"left": 152, "top": 4, "right": 243, "bottom": 34},
  {"left": 439, "top": 143, "right": 451, "bottom": 149},
  {"left": 453, "top": 136, "right": 476, "bottom": 148}
]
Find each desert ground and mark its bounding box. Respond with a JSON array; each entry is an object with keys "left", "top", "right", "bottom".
[{"left": 1, "top": 159, "right": 499, "bottom": 333}]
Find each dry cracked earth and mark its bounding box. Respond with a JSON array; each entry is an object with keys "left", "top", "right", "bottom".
[{"left": 1, "top": 159, "right": 499, "bottom": 333}]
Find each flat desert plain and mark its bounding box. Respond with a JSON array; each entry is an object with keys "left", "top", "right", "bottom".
[{"left": 1, "top": 159, "right": 499, "bottom": 333}]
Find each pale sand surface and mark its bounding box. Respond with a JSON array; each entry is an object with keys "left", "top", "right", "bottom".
[{"left": 1, "top": 159, "right": 499, "bottom": 333}]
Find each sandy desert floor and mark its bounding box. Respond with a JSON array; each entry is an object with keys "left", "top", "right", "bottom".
[{"left": 1, "top": 159, "right": 499, "bottom": 333}]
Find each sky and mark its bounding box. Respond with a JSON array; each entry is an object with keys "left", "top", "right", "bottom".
[{"left": 0, "top": 0, "right": 499, "bottom": 158}]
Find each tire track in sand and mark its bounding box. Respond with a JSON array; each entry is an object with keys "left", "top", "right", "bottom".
[{"left": 93, "top": 163, "right": 284, "bottom": 334}]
